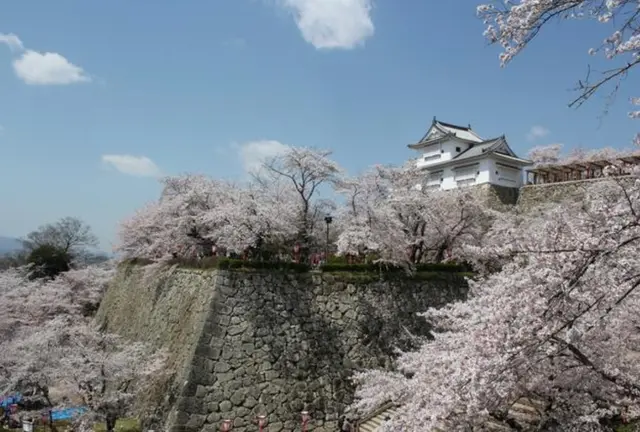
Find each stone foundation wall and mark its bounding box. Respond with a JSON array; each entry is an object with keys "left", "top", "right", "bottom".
[
  {"left": 97, "top": 267, "right": 468, "bottom": 432},
  {"left": 517, "top": 176, "right": 637, "bottom": 212},
  {"left": 476, "top": 184, "right": 520, "bottom": 210}
]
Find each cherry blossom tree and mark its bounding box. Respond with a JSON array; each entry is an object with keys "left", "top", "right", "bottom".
[
  {"left": 116, "top": 173, "right": 303, "bottom": 260},
  {"left": 353, "top": 176, "right": 640, "bottom": 430},
  {"left": 528, "top": 144, "right": 563, "bottom": 166},
  {"left": 0, "top": 264, "right": 166, "bottom": 432},
  {"left": 257, "top": 146, "right": 343, "bottom": 256},
  {"left": 336, "top": 163, "right": 491, "bottom": 266},
  {"left": 478, "top": 0, "right": 640, "bottom": 125},
  {"left": 0, "top": 264, "right": 114, "bottom": 405},
  {"left": 529, "top": 142, "right": 640, "bottom": 168}
]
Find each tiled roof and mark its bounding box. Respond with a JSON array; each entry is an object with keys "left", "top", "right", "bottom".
[
  {"left": 437, "top": 122, "right": 483, "bottom": 143},
  {"left": 417, "top": 118, "right": 483, "bottom": 145},
  {"left": 452, "top": 136, "right": 510, "bottom": 161}
]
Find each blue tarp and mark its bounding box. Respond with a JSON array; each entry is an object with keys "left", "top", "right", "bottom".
[
  {"left": 0, "top": 394, "right": 22, "bottom": 408},
  {"left": 50, "top": 407, "right": 88, "bottom": 421},
  {"left": 1, "top": 394, "right": 87, "bottom": 421}
]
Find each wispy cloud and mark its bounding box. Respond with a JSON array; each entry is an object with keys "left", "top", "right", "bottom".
[
  {"left": 527, "top": 125, "right": 550, "bottom": 142},
  {"left": 236, "top": 140, "right": 289, "bottom": 174},
  {"left": 101, "top": 155, "right": 162, "bottom": 178},
  {"left": 274, "top": 0, "right": 374, "bottom": 49},
  {"left": 0, "top": 32, "right": 90, "bottom": 85},
  {"left": 0, "top": 33, "right": 24, "bottom": 52}
]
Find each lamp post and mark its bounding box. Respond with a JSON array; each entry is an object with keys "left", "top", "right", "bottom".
[
  {"left": 257, "top": 415, "right": 267, "bottom": 432},
  {"left": 221, "top": 419, "right": 233, "bottom": 432},
  {"left": 301, "top": 411, "right": 310, "bottom": 432},
  {"left": 324, "top": 215, "right": 333, "bottom": 262}
]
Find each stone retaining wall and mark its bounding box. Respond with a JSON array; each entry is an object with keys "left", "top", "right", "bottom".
[
  {"left": 517, "top": 176, "right": 637, "bottom": 212},
  {"left": 97, "top": 266, "right": 468, "bottom": 432}
]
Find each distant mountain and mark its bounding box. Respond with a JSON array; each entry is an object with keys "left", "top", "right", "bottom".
[{"left": 0, "top": 236, "right": 23, "bottom": 255}]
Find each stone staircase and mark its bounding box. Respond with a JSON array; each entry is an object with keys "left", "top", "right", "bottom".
[
  {"left": 356, "top": 398, "right": 545, "bottom": 431},
  {"left": 484, "top": 398, "right": 545, "bottom": 431}
]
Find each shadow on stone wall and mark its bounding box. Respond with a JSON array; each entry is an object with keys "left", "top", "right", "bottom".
[{"left": 99, "top": 267, "right": 468, "bottom": 432}]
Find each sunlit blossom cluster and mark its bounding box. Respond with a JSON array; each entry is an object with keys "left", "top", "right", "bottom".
[
  {"left": 0, "top": 264, "right": 166, "bottom": 429},
  {"left": 116, "top": 148, "right": 492, "bottom": 267},
  {"left": 353, "top": 176, "right": 640, "bottom": 430}
]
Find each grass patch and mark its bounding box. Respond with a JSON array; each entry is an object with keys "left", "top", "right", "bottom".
[
  {"left": 0, "top": 418, "right": 140, "bottom": 432},
  {"left": 614, "top": 421, "right": 640, "bottom": 432},
  {"left": 93, "top": 418, "right": 140, "bottom": 432}
]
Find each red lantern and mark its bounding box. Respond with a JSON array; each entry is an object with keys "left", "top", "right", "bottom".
[
  {"left": 257, "top": 415, "right": 267, "bottom": 432},
  {"left": 221, "top": 419, "right": 233, "bottom": 432},
  {"left": 9, "top": 404, "right": 17, "bottom": 414},
  {"left": 301, "top": 411, "right": 310, "bottom": 432}
]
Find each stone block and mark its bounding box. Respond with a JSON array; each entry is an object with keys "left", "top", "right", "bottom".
[{"left": 101, "top": 266, "right": 468, "bottom": 432}]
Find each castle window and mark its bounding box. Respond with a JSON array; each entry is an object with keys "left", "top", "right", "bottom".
[
  {"left": 456, "top": 147, "right": 461, "bottom": 152},
  {"left": 423, "top": 154, "right": 441, "bottom": 162}
]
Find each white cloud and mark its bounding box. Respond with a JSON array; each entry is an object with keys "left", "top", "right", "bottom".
[
  {"left": 277, "top": 0, "right": 374, "bottom": 49},
  {"left": 237, "top": 140, "right": 289, "bottom": 174},
  {"left": 13, "top": 50, "right": 90, "bottom": 85},
  {"left": 527, "top": 125, "right": 550, "bottom": 142},
  {"left": 101, "top": 154, "right": 162, "bottom": 178},
  {"left": 0, "top": 33, "right": 24, "bottom": 52}
]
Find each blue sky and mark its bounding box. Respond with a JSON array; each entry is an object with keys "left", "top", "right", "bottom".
[{"left": 0, "top": 0, "right": 638, "bottom": 251}]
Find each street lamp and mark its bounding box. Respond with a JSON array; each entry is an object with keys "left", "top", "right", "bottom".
[
  {"left": 221, "top": 419, "right": 233, "bottom": 432},
  {"left": 301, "top": 411, "right": 311, "bottom": 432},
  {"left": 257, "top": 415, "right": 267, "bottom": 432},
  {"left": 324, "top": 215, "right": 333, "bottom": 262}
]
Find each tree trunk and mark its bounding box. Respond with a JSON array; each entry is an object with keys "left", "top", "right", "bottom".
[
  {"left": 106, "top": 413, "right": 117, "bottom": 432},
  {"left": 435, "top": 243, "right": 448, "bottom": 263}
]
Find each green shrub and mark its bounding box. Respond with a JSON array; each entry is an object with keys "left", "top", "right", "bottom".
[
  {"left": 415, "top": 262, "right": 470, "bottom": 272},
  {"left": 27, "top": 244, "right": 72, "bottom": 279},
  {"left": 122, "top": 256, "right": 468, "bottom": 274},
  {"left": 320, "top": 262, "right": 468, "bottom": 273},
  {"left": 122, "top": 257, "right": 154, "bottom": 266},
  {"left": 326, "top": 255, "right": 349, "bottom": 265},
  {"left": 94, "top": 418, "right": 141, "bottom": 432},
  {"left": 217, "top": 258, "right": 310, "bottom": 272},
  {"left": 165, "top": 256, "right": 219, "bottom": 269}
]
